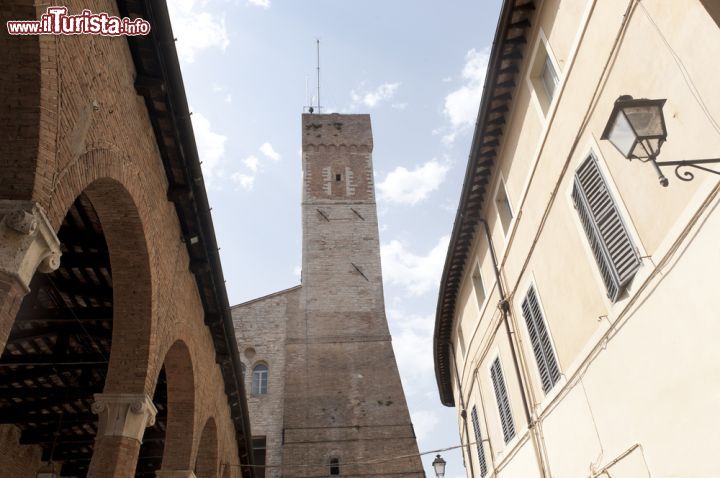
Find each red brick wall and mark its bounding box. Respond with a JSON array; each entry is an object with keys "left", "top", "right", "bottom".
[
  {"left": 0, "top": 1, "right": 245, "bottom": 475},
  {"left": 0, "top": 425, "right": 42, "bottom": 478}
]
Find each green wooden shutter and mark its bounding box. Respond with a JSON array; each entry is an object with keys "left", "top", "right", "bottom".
[
  {"left": 490, "top": 357, "right": 515, "bottom": 443},
  {"left": 521, "top": 285, "right": 561, "bottom": 394},
  {"left": 572, "top": 154, "right": 641, "bottom": 302},
  {"left": 471, "top": 406, "right": 489, "bottom": 477}
]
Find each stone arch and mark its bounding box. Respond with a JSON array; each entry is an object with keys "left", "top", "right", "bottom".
[
  {"left": 159, "top": 339, "right": 197, "bottom": 471},
  {"left": 195, "top": 417, "right": 219, "bottom": 478},
  {"left": 0, "top": 0, "right": 58, "bottom": 203}
]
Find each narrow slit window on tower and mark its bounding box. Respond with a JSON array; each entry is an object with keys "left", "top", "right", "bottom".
[
  {"left": 336, "top": 173, "right": 342, "bottom": 182},
  {"left": 330, "top": 457, "right": 340, "bottom": 475}
]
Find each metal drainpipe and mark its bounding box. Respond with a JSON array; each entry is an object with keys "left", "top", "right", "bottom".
[
  {"left": 449, "top": 340, "right": 476, "bottom": 478},
  {"left": 478, "top": 218, "right": 549, "bottom": 478}
]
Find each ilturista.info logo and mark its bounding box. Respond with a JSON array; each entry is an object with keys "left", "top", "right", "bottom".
[{"left": 6, "top": 6, "right": 151, "bottom": 36}]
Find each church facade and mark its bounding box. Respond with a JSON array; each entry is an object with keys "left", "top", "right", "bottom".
[{"left": 233, "top": 114, "right": 425, "bottom": 478}]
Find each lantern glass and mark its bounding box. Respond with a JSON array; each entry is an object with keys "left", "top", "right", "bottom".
[
  {"left": 606, "top": 110, "right": 636, "bottom": 158},
  {"left": 602, "top": 96, "right": 667, "bottom": 160},
  {"left": 432, "top": 454, "right": 446, "bottom": 478},
  {"left": 624, "top": 104, "right": 665, "bottom": 138}
]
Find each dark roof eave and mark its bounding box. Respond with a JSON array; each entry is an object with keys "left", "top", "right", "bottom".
[
  {"left": 433, "top": 0, "right": 536, "bottom": 408},
  {"left": 118, "top": 1, "right": 255, "bottom": 475}
]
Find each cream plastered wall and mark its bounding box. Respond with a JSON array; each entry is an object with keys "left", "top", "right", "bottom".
[{"left": 451, "top": 0, "right": 720, "bottom": 476}]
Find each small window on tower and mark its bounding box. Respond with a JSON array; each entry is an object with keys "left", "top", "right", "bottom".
[
  {"left": 336, "top": 173, "right": 342, "bottom": 182},
  {"left": 330, "top": 457, "right": 340, "bottom": 475}
]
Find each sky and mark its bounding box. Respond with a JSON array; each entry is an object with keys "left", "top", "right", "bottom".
[{"left": 167, "top": 1, "right": 502, "bottom": 476}]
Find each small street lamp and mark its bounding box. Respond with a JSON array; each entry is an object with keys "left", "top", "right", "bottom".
[
  {"left": 601, "top": 95, "right": 720, "bottom": 186},
  {"left": 432, "top": 454, "right": 446, "bottom": 478}
]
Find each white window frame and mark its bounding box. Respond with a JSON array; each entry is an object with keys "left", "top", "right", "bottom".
[
  {"left": 494, "top": 174, "right": 515, "bottom": 238},
  {"left": 526, "top": 29, "right": 562, "bottom": 119},
  {"left": 471, "top": 260, "right": 487, "bottom": 312},
  {"left": 252, "top": 362, "right": 269, "bottom": 396}
]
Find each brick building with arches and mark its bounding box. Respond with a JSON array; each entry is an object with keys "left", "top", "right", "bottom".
[{"left": 0, "top": 1, "right": 254, "bottom": 477}]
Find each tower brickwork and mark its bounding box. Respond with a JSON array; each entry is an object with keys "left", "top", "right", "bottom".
[{"left": 232, "top": 114, "right": 424, "bottom": 478}]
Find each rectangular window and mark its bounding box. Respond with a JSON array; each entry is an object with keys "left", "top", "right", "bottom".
[
  {"left": 490, "top": 357, "right": 515, "bottom": 443},
  {"left": 521, "top": 285, "right": 561, "bottom": 394},
  {"left": 572, "top": 154, "right": 641, "bottom": 302},
  {"left": 540, "top": 54, "right": 559, "bottom": 104},
  {"left": 252, "top": 436, "right": 267, "bottom": 478},
  {"left": 457, "top": 324, "right": 467, "bottom": 358},
  {"left": 470, "top": 406, "right": 489, "bottom": 477},
  {"left": 472, "top": 263, "right": 486, "bottom": 310},
  {"left": 330, "top": 457, "right": 340, "bottom": 475},
  {"left": 495, "top": 179, "right": 513, "bottom": 235},
  {"left": 529, "top": 36, "right": 560, "bottom": 115}
]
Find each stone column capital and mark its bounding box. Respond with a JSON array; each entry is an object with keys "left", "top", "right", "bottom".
[
  {"left": 0, "top": 200, "right": 61, "bottom": 292},
  {"left": 155, "top": 471, "right": 198, "bottom": 478},
  {"left": 92, "top": 393, "right": 158, "bottom": 443}
]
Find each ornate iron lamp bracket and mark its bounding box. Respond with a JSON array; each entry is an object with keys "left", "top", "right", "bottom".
[{"left": 655, "top": 158, "right": 720, "bottom": 183}]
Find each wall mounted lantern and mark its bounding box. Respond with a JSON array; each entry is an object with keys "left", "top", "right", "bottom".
[
  {"left": 432, "top": 454, "right": 446, "bottom": 478},
  {"left": 601, "top": 95, "right": 720, "bottom": 186}
]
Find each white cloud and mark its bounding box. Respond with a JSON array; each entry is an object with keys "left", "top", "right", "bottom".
[
  {"left": 224, "top": 94, "right": 233, "bottom": 104},
  {"left": 293, "top": 265, "right": 302, "bottom": 277},
  {"left": 243, "top": 155, "right": 260, "bottom": 172},
  {"left": 229, "top": 143, "right": 281, "bottom": 190},
  {"left": 377, "top": 159, "right": 450, "bottom": 205},
  {"left": 168, "top": 1, "right": 230, "bottom": 63},
  {"left": 191, "top": 112, "right": 227, "bottom": 186},
  {"left": 441, "top": 48, "right": 490, "bottom": 142},
  {"left": 259, "top": 142, "right": 281, "bottom": 161},
  {"left": 391, "top": 102, "right": 408, "bottom": 110},
  {"left": 411, "top": 410, "right": 440, "bottom": 441},
  {"left": 381, "top": 235, "right": 450, "bottom": 296},
  {"left": 388, "top": 309, "right": 435, "bottom": 388},
  {"left": 230, "top": 172, "right": 255, "bottom": 191},
  {"left": 351, "top": 82, "right": 401, "bottom": 109},
  {"left": 247, "top": 0, "right": 270, "bottom": 8}
]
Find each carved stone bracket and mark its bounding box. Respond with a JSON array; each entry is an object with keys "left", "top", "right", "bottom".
[
  {"left": 155, "top": 471, "right": 198, "bottom": 478},
  {"left": 92, "top": 393, "right": 158, "bottom": 443},
  {"left": 0, "top": 200, "right": 62, "bottom": 292}
]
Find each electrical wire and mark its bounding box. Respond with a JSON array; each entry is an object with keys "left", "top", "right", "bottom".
[
  {"left": 637, "top": 0, "right": 720, "bottom": 137},
  {"left": 222, "top": 441, "right": 478, "bottom": 469}
]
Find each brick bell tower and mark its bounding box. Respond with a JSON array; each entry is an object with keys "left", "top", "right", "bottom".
[{"left": 281, "top": 114, "right": 424, "bottom": 477}]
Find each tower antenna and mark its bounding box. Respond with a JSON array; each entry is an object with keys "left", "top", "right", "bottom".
[{"left": 316, "top": 39, "right": 322, "bottom": 113}]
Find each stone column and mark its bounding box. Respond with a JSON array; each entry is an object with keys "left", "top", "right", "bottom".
[
  {"left": 0, "top": 200, "right": 61, "bottom": 351},
  {"left": 88, "top": 393, "right": 158, "bottom": 478}
]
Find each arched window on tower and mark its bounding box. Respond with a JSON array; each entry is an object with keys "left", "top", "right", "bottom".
[
  {"left": 252, "top": 363, "right": 268, "bottom": 395},
  {"left": 329, "top": 457, "right": 340, "bottom": 475}
]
